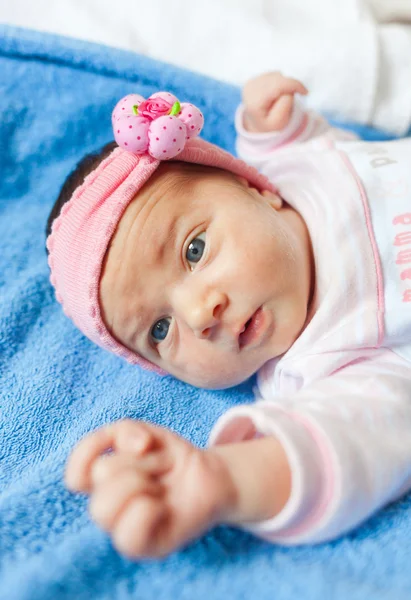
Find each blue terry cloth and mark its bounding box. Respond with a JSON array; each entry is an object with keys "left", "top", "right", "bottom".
[{"left": 1, "top": 23, "right": 411, "bottom": 600}]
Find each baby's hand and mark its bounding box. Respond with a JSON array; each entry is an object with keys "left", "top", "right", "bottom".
[
  {"left": 65, "top": 419, "right": 234, "bottom": 559},
  {"left": 242, "top": 71, "right": 308, "bottom": 133}
]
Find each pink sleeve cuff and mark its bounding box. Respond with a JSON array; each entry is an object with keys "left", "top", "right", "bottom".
[{"left": 207, "top": 402, "right": 336, "bottom": 544}]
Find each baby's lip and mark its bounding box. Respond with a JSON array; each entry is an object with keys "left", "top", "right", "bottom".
[{"left": 237, "top": 306, "right": 268, "bottom": 350}]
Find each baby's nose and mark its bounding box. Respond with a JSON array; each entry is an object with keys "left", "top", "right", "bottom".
[
  {"left": 175, "top": 287, "right": 228, "bottom": 338},
  {"left": 192, "top": 301, "right": 224, "bottom": 339}
]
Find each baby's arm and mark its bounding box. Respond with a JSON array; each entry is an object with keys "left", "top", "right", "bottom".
[
  {"left": 209, "top": 348, "right": 411, "bottom": 544},
  {"left": 65, "top": 419, "right": 292, "bottom": 559},
  {"left": 238, "top": 72, "right": 358, "bottom": 168}
]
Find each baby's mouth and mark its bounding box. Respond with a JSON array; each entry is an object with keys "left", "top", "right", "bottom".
[
  {"left": 238, "top": 307, "right": 266, "bottom": 349},
  {"left": 240, "top": 318, "right": 252, "bottom": 335}
]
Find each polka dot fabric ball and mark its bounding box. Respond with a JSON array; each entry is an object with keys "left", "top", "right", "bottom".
[
  {"left": 179, "top": 103, "right": 204, "bottom": 139},
  {"left": 149, "top": 91, "right": 179, "bottom": 106},
  {"left": 112, "top": 94, "right": 145, "bottom": 124},
  {"left": 111, "top": 91, "right": 204, "bottom": 160},
  {"left": 148, "top": 116, "right": 187, "bottom": 159},
  {"left": 114, "top": 116, "right": 150, "bottom": 154}
]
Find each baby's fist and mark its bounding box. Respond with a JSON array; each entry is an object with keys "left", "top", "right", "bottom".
[
  {"left": 242, "top": 71, "right": 308, "bottom": 133},
  {"left": 65, "top": 419, "right": 233, "bottom": 559}
]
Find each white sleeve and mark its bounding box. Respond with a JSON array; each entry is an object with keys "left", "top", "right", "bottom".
[
  {"left": 235, "top": 100, "right": 359, "bottom": 172},
  {"left": 207, "top": 348, "right": 411, "bottom": 545}
]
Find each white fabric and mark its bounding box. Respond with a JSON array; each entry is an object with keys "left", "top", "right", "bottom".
[{"left": 2, "top": 0, "right": 411, "bottom": 134}]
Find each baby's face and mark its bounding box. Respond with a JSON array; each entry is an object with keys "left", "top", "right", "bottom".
[{"left": 100, "top": 162, "right": 314, "bottom": 389}]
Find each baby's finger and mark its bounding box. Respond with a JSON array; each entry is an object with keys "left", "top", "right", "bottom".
[
  {"left": 91, "top": 449, "right": 173, "bottom": 487},
  {"left": 112, "top": 495, "right": 168, "bottom": 559},
  {"left": 283, "top": 77, "right": 308, "bottom": 96},
  {"left": 89, "top": 469, "right": 163, "bottom": 533},
  {"left": 260, "top": 76, "right": 308, "bottom": 113},
  {"left": 266, "top": 94, "right": 295, "bottom": 131},
  {"left": 131, "top": 448, "right": 173, "bottom": 477},
  {"left": 65, "top": 420, "right": 154, "bottom": 492},
  {"left": 91, "top": 453, "right": 140, "bottom": 486}
]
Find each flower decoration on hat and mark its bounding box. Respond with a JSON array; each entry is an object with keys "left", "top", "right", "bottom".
[{"left": 112, "top": 92, "right": 204, "bottom": 160}]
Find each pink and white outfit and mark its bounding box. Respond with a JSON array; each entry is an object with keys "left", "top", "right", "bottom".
[{"left": 208, "top": 102, "right": 411, "bottom": 544}]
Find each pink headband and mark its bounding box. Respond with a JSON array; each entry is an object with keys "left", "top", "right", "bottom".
[{"left": 46, "top": 92, "right": 277, "bottom": 372}]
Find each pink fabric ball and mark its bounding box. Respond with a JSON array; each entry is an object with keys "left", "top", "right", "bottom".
[
  {"left": 112, "top": 94, "right": 145, "bottom": 124},
  {"left": 149, "top": 91, "right": 179, "bottom": 105},
  {"left": 148, "top": 116, "right": 187, "bottom": 159},
  {"left": 179, "top": 103, "right": 204, "bottom": 139},
  {"left": 114, "top": 115, "right": 150, "bottom": 154}
]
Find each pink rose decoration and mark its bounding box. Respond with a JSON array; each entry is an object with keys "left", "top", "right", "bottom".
[
  {"left": 137, "top": 98, "right": 173, "bottom": 120},
  {"left": 112, "top": 91, "right": 204, "bottom": 160}
]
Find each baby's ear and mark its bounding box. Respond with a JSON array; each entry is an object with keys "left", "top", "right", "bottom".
[
  {"left": 261, "top": 189, "right": 283, "bottom": 210},
  {"left": 237, "top": 175, "right": 283, "bottom": 210},
  {"left": 236, "top": 175, "right": 250, "bottom": 188}
]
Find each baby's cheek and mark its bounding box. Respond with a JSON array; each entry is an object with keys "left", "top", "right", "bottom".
[{"left": 171, "top": 350, "right": 219, "bottom": 386}]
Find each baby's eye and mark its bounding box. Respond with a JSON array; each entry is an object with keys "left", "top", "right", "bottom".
[
  {"left": 186, "top": 232, "right": 206, "bottom": 269},
  {"left": 150, "top": 317, "right": 171, "bottom": 343}
]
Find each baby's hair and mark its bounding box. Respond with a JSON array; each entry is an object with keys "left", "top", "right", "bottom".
[{"left": 45, "top": 141, "right": 117, "bottom": 252}]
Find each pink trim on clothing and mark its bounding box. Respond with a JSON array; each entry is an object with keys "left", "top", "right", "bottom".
[
  {"left": 267, "top": 411, "right": 336, "bottom": 539},
  {"left": 326, "top": 140, "right": 385, "bottom": 347}
]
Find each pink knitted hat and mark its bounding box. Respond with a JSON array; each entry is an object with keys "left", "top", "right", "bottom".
[{"left": 46, "top": 92, "right": 277, "bottom": 373}]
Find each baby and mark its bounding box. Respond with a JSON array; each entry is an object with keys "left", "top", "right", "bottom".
[{"left": 46, "top": 72, "right": 411, "bottom": 559}]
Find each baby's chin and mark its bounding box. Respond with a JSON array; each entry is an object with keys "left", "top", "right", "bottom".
[{"left": 167, "top": 361, "right": 261, "bottom": 390}]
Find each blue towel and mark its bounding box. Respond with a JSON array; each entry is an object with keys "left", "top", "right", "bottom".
[{"left": 1, "top": 24, "right": 411, "bottom": 600}]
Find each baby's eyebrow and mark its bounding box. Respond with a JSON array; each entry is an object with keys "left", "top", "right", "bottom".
[{"left": 152, "top": 213, "right": 181, "bottom": 266}]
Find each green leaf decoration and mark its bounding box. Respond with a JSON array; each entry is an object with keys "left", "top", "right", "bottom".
[{"left": 169, "top": 101, "right": 181, "bottom": 116}]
